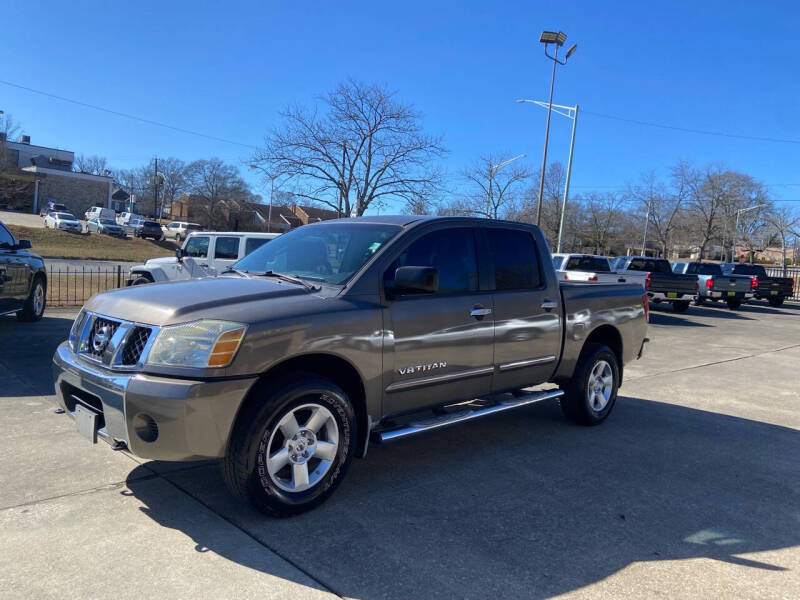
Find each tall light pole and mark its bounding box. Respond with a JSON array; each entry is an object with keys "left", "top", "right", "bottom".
[
  {"left": 487, "top": 154, "right": 525, "bottom": 219},
  {"left": 535, "top": 31, "right": 577, "bottom": 227},
  {"left": 249, "top": 165, "right": 293, "bottom": 233},
  {"left": 518, "top": 99, "right": 578, "bottom": 252},
  {"left": 732, "top": 203, "right": 767, "bottom": 262}
]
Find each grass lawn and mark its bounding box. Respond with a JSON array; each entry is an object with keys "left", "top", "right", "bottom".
[{"left": 7, "top": 225, "right": 176, "bottom": 262}]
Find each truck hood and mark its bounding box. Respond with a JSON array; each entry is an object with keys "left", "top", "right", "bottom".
[
  {"left": 84, "top": 277, "right": 313, "bottom": 326},
  {"left": 145, "top": 256, "right": 178, "bottom": 266}
]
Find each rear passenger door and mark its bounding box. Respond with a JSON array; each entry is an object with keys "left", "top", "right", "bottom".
[
  {"left": 209, "top": 236, "right": 241, "bottom": 275},
  {"left": 484, "top": 226, "right": 563, "bottom": 393},
  {"left": 382, "top": 226, "right": 494, "bottom": 415}
]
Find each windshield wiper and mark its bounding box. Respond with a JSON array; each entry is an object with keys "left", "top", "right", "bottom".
[
  {"left": 222, "top": 267, "right": 250, "bottom": 278},
  {"left": 262, "top": 270, "right": 320, "bottom": 292}
]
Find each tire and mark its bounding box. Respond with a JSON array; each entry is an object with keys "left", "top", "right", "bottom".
[
  {"left": 673, "top": 300, "right": 690, "bottom": 313},
  {"left": 726, "top": 299, "right": 742, "bottom": 310},
  {"left": 694, "top": 295, "right": 705, "bottom": 306},
  {"left": 768, "top": 297, "right": 784, "bottom": 308},
  {"left": 16, "top": 276, "right": 46, "bottom": 322},
  {"left": 221, "top": 375, "right": 356, "bottom": 518},
  {"left": 175, "top": 234, "right": 182, "bottom": 244},
  {"left": 131, "top": 274, "right": 153, "bottom": 285},
  {"left": 559, "top": 344, "right": 620, "bottom": 426}
]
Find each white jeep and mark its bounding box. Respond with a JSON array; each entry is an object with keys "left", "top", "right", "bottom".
[{"left": 127, "top": 231, "right": 280, "bottom": 285}]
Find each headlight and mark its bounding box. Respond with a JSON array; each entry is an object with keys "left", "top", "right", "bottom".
[
  {"left": 69, "top": 310, "right": 88, "bottom": 350},
  {"left": 145, "top": 320, "right": 247, "bottom": 368}
]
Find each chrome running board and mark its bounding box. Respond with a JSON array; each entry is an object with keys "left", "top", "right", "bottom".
[{"left": 374, "top": 388, "right": 564, "bottom": 443}]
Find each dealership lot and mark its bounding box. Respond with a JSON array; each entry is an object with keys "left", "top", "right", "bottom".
[{"left": 1, "top": 302, "right": 798, "bottom": 599}]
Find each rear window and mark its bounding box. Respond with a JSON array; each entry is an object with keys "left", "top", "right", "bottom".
[
  {"left": 486, "top": 228, "right": 540, "bottom": 290},
  {"left": 143, "top": 221, "right": 160, "bottom": 227},
  {"left": 245, "top": 237, "right": 271, "bottom": 255},
  {"left": 730, "top": 264, "right": 766, "bottom": 277},
  {"left": 687, "top": 263, "right": 721, "bottom": 276},
  {"left": 627, "top": 258, "right": 671, "bottom": 274},
  {"left": 565, "top": 255, "right": 611, "bottom": 273}
]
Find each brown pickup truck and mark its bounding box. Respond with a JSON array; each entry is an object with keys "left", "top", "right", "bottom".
[{"left": 52, "top": 216, "right": 648, "bottom": 517}]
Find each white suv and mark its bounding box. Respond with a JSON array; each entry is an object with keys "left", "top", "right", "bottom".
[
  {"left": 162, "top": 221, "right": 203, "bottom": 243},
  {"left": 127, "top": 231, "right": 281, "bottom": 285}
]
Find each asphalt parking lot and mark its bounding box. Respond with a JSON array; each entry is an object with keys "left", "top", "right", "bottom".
[{"left": 1, "top": 301, "right": 798, "bottom": 599}]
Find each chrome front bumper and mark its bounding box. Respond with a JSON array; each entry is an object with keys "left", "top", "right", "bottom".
[{"left": 52, "top": 342, "right": 257, "bottom": 461}]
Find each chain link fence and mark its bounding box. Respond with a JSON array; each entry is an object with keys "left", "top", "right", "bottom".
[{"left": 46, "top": 265, "right": 125, "bottom": 307}]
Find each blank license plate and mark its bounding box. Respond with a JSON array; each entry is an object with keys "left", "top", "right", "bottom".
[
  {"left": 667, "top": 292, "right": 678, "bottom": 298},
  {"left": 727, "top": 291, "right": 736, "bottom": 297},
  {"left": 771, "top": 290, "right": 778, "bottom": 295},
  {"left": 74, "top": 404, "right": 99, "bottom": 443}
]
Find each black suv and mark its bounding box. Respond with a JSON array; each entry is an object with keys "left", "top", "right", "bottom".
[{"left": 0, "top": 221, "right": 47, "bottom": 321}]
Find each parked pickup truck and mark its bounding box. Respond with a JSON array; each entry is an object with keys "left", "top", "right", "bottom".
[
  {"left": 126, "top": 231, "right": 280, "bottom": 285},
  {"left": 612, "top": 256, "right": 698, "bottom": 312},
  {"left": 52, "top": 216, "right": 648, "bottom": 517},
  {"left": 552, "top": 253, "right": 647, "bottom": 288},
  {"left": 672, "top": 262, "right": 754, "bottom": 309},
  {"left": 720, "top": 263, "right": 794, "bottom": 307}
]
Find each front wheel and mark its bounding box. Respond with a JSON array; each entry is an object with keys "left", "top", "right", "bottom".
[
  {"left": 673, "top": 300, "right": 690, "bottom": 313},
  {"left": 222, "top": 376, "right": 356, "bottom": 517},
  {"left": 559, "top": 344, "right": 620, "bottom": 426}
]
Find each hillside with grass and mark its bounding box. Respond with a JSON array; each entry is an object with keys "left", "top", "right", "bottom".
[{"left": 7, "top": 225, "right": 176, "bottom": 262}]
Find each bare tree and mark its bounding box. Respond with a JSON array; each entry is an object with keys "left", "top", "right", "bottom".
[
  {"left": 153, "top": 157, "right": 188, "bottom": 218},
  {"left": 628, "top": 167, "right": 687, "bottom": 257},
  {"left": 74, "top": 154, "right": 110, "bottom": 175},
  {"left": 459, "top": 154, "right": 531, "bottom": 219},
  {"left": 580, "top": 193, "right": 627, "bottom": 255},
  {"left": 253, "top": 80, "right": 445, "bottom": 216},
  {"left": 187, "top": 158, "right": 250, "bottom": 229},
  {"left": 766, "top": 206, "right": 800, "bottom": 273},
  {"left": 0, "top": 113, "right": 31, "bottom": 208}
]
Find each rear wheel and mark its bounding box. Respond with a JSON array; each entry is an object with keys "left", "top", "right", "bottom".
[
  {"left": 673, "top": 300, "right": 690, "bottom": 313},
  {"left": 726, "top": 299, "right": 742, "bottom": 310},
  {"left": 559, "top": 344, "right": 619, "bottom": 426},
  {"left": 768, "top": 297, "right": 784, "bottom": 307},
  {"left": 694, "top": 295, "right": 705, "bottom": 306},
  {"left": 175, "top": 233, "right": 183, "bottom": 244},
  {"left": 222, "top": 376, "right": 356, "bottom": 517},
  {"left": 17, "top": 276, "right": 46, "bottom": 322}
]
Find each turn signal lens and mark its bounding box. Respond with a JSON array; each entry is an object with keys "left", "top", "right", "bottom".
[
  {"left": 643, "top": 294, "right": 649, "bottom": 322},
  {"left": 705, "top": 277, "right": 714, "bottom": 290},
  {"left": 644, "top": 272, "right": 651, "bottom": 291},
  {"left": 751, "top": 276, "right": 758, "bottom": 290},
  {"left": 588, "top": 275, "right": 598, "bottom": 281},
  {"left": 207, "top": 327, "right": 246, "bottom": 367}
]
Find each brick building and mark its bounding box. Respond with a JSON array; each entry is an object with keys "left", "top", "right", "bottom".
[{"left": 0, "top": 134, "right": 113, "bottom": 216}]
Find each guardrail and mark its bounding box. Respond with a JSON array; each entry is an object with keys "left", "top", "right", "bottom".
[
  {"left": 765, "top": 267, "right": 800, "bottom": 301},
  {"left": 46, "top": 265, "right": 125, "bottom": 307}
]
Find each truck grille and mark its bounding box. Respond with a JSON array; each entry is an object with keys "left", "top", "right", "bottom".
[
  {"left": 121, "top": 326, "right": 152, "bottom": 365},
  {"left": 87, "top": 317, "right": 121, "bottom": 358}
]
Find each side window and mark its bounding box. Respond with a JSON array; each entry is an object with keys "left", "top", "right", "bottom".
[
  {"left": 486, "top": 228, "right": 540, "bottom": 290},
  {"left": 245, "top": 237, "right": 270, "bottom": 256},
  {"left": 0, "top": 223, "right": 15, "bottom": 247},
  {"left": 214, "top": 236, "right": 240, "bottom": 260},
  {"left": 384, "top": 227, "right": 478, "bottom": 294},
  {"left": 184, "top": 236, "right": 209, "bottom": 258},
  {"left": 551, "top": 256, "right": 563, "bottom": 270}
]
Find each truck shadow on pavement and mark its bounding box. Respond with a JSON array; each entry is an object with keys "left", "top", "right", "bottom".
[
  {"left": 0, "top": 314, "right": 73, "bottom": 397},
  {"left": 125, "top": 396, "right": 800, "bottom": 599}
]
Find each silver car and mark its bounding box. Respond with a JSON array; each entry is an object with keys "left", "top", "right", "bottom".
[{"left": 86, "top": 217, "right": 125, "bottom": 238}]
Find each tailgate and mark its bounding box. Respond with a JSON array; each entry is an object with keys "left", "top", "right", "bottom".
[
  {"left": 649, "top": 273, "right": 697, "bottom": 294},
  {"left": 714, "top": 276, "right": 751, "bottom": 293}
]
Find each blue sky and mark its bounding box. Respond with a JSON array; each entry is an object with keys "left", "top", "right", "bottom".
[{"left": 4, "top": 0, "right": 800, "bottom": 213}]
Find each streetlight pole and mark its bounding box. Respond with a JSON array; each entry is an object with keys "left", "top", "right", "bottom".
[
  {"left": 488, "top": 154, "right": 526, "bottom": 219},
  {"left": 642, "top": 199, "right": 651, "bottom": 256},
  {"left": 250, "top": 164, "right": 293, "bottom": 232},
  {"left": 732, "top": 203, "right": 767, "bottom": 262},
  {"left": 534, "top": 31, "right": 577, "bottom": 227}
]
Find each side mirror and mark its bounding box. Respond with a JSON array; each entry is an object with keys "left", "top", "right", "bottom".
[
  {"left": 393, "top": 266, "right": 438, "bottom": 295},
  {"left": 175, "top": 248, "right": 184, "bottom": 262},
  {"left": 17, "top": 240, "right": 32, "bottom": 250}
]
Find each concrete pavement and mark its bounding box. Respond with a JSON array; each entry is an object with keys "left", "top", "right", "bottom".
[{"left": 0, "top": 302, "right": 798, "bottom": 599}]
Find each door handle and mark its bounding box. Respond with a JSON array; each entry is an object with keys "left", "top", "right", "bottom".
[
  {"left": 541, "top": 299, "right": 558, "bottom": 310},
  {"left": 470, "top": 307, "right": 492, "bottom": 317}
]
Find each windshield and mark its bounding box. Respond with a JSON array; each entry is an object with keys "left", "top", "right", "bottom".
[
  {"left": 55, "top": 213, "right": 76, "bottom": 220},
  {"left": 235, "top": 223, "right": 401, "bottom": 285}
]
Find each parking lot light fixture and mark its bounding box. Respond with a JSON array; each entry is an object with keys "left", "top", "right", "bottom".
[{"left": 534, "top": 29, "right": 577, "bottom": 227}]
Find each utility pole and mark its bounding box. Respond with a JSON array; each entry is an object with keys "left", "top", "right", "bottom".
[
  {"left": 338, "top": 141, "right": 346, "bottom": 218},
  {"left": 641, "top": 199, "right": 650, "bottom": 256},
  {"left": 557, "top": 104, "right": 578, "bottom": 252},
  {"left": 153, "top": 156, "right": 159, "bottom": 219}
]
